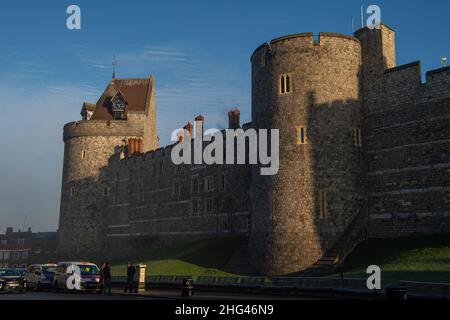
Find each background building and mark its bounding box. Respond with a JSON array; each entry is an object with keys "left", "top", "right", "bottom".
[{"left": 0, "top": 227, "right": 57, "bottom": 268}]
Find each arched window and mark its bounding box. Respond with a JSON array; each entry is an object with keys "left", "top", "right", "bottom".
[{"left": 279, "top": 74, "right": 292, "bottom": 95}]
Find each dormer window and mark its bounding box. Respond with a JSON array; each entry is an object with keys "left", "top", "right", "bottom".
[
  {"left": 111, "top": 91, "right": 128, "bottom": 120},
  {"left": 80, "top": 102, "right": 96, "bottom": 120}
]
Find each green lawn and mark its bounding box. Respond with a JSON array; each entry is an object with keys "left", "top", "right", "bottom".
[
  {"left": 111, "top": 236, "right": 243, "bottom": 277},
  {"left": 336, "top": 234, "right": 450, "bottom": 284},
  {"left": 110, "top": 234, "right": 450, "bottom": 284}
]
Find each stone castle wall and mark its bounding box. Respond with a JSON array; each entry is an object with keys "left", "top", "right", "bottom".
[
  {"left": 58, "top": 25, "right": 450, "bottom": 275},
  {"left": 103, "top": 140, "right": 251, "bottom": 260},
  {"left": 366, "top": 66, "right": 450, "bottom": 238},
  {"left": 249, "top": 33, "right": 367, "bottom": 275},
  {"left": 58, "top": 116, "right": 153, "bottom": 260}
]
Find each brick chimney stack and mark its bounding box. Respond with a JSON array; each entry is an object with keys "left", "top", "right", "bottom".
[
  {"left": 177, "top": 122, "right": 194, "bottom": 142},
  {"left": 228, "top": 109, "right": 241, "bottom": 129},
  {"left": 195, "top": 115, "right": 205, "bottom": 139},
  {"left": 127, "top": 138, "right": 144, "bottom": 156}
]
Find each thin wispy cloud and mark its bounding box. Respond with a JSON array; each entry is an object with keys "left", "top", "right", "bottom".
[
  {"left": 66, "top": 42, "right": 251, "bottom": 143},
  {"left": 0, "top": 40, "right": 250, "bottom": 232}
]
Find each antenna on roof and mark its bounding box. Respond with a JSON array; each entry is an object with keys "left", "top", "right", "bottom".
[
  {"left": 112, "top": 55, "right": 118, "bottom": 79},
  {"left": 361, "top": 4, "right": 364, "bottom": 29},
  {"left": 22, "top": 215, "right": 27, "bottom": 231},
  {"left": 352, "top": 16, "right": 355, "bottom": 33}
]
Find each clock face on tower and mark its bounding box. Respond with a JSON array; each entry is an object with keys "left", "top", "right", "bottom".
[{"left": 112, "top": 96, "right": 126, "bottom": 112}]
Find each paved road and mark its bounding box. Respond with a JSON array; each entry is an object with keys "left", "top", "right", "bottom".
[
  {"left": 0, "top": 291, "right": 160, "bottom": 300},
  {"left": 0, "top": 289, "right": 321, "bottom": 300}
]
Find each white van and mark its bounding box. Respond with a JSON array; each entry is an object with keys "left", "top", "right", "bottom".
[
  {"left": 53, "top": 262, "right": 101, "bottom": 293},
  {"left": 26, "top": 264, "right": 57, "bottom": 291}
]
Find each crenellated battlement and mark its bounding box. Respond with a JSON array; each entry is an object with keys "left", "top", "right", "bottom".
[
  {"left": 63, "top": 120, "right": 145, "bottom": 142},
  {"left": 384, "top": 63, "right": 450, "bottom": 107},
  {"left": 251, "top": 32, "right": 361, "bottom": 63}
]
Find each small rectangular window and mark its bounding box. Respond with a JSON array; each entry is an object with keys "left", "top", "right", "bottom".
[
  {"left": 160, "top": 162, "right": 165, "bottom": 175},
  {"left": 296, "top": 127, "right": 307, "bottom": 145},
  {"left": 103, "top": 187, "right": 110, "bottom": 198},
  {"left": 206, "top": 198, "right": 214, "bottom": 214},
  {"left": 81, "top": 150, "right": 86, "bottom": 160},
  {"left": 205, "top": 176, "right": 214, "bottom": 192},
  {"left": 70, "top": 187, "right": 76, "bottom": 198},
  {"left": 152, "top": 207, "right": 157, "bottom": 217},
  {"left": 173, "top": 182, "right": 181, "bottom": 197},
  {"left": 319, "top": 189, "right": 328, "bottom": 218},
  {"left": 354, "top": 128, "right": 363, "bottom": 147},
  {"left": 192, "top": 200, "right": 199, "bottom": 216},
  {"left": 219, "top": 174, "right": 226, "bottom": 192},
  {"left": 139, "top": 184, "right": 145, "bottom": 202},
  {"left": 192, "top": 177, "right": 199, "bottom": 193}
]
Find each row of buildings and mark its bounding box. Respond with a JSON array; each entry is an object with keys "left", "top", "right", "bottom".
[{"left": 0, "top": 227, "right": 57, "bottom": 268}]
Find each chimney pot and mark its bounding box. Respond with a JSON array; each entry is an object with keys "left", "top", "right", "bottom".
[{"left": 228, "top": 108, "right": 241, "bottom": 129}]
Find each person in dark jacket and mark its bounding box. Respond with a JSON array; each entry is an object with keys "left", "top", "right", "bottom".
[
  {"left": 101, "top": 262, "right": 112, "bottom": 295},
  {"left": 124, "top": 263, "right": 136, "bottom": 293}
]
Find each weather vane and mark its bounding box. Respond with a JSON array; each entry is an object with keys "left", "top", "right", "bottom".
[
  {"left": 112, "top": 55, "right": 118, "bottom": 78},
  {"left": 442, "top": 56, "right": 447, "bottom": 67}
]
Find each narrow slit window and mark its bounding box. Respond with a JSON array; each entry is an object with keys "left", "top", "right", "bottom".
[
  {"left": 286, "top": 75, "right": 291, "bottom": 93},
  {"left": 296, "top": 127, "right": 307, "bottom": 145},
  {"left": 280, "top": 74, "right": 292, "bottom": 95},
  {"left": 319, "top": 189, "right": 328, "bottom": 218},
  {"left": 205, "top": 176, "right": 214, "bottom": 192},
  {"left": 354, "top": 128, "right": 363, "bottom": 147},
  {"left": 192, "top": 200, "right": 199, "bottom": 216},
  {"left": 206, "top": 199, "right": 214, "bottom": 214},
  {"left": 139, "top": 184, "right": 145, "bottom": 202},
  {"left": 192, "top": 177, "right": 199, "bottom": 193},
  {"left": 81, "top": 150, "right": 86, "bottom": 160}
]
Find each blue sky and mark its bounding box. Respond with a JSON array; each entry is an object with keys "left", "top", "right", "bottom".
[{"left": 0, "top": 0, "right": 448, "bottom": 232}]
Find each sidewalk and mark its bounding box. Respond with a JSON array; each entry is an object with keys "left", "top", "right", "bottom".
[{"left": 114, "top": 288, "right": 321, "bottom": 300}]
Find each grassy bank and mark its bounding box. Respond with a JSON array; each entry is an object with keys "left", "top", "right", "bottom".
[
  {"left": 111, "top": 237, "right": 243, "bottom": 277},
  {"left": 337, "top": 234, "right": 450, "bottom": 284}
]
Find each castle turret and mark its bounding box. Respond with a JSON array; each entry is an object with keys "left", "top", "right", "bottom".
[
  {"left": 249, "top": 33, "right": 367, "bottom": 275},
  {"left": 57, "top": 77, "right": 159, "bottom": 260},
  {"left": 354, "top": 24, "right": 396, "bottom": 112}
]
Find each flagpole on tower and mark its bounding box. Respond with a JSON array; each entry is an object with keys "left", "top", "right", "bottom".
[{"left": 361, "top": 5, "right": 365, "bottom": 29}]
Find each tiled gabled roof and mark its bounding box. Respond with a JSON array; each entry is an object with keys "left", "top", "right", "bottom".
[{"left": 90, "top": 77, "right": 154, "bottom": 120}]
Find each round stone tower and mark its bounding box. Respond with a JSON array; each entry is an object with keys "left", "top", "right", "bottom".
[
  {"left": 249, "top": 33, "right": 367, "bottom": 275},
  {"left": 58, "top": 77, "right": 158, "bottom": 260}
]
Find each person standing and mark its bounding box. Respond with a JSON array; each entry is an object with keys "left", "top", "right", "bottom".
[
  {"left": 102, "top": 262, "right": 112, "bottom": 295},
  {"left": 124, "top": 263, "right": 136, "bottom": 294}
]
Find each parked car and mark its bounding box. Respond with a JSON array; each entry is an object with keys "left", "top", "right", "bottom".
[
  {"left": 53, "top": 262, "right": 101, "bottom": 293},
  {"left": 0, "top": 269, "right": 27, "bottom": 293},
  {"left": 26, "top": 264, "right": 57, "bottom": 291}
]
